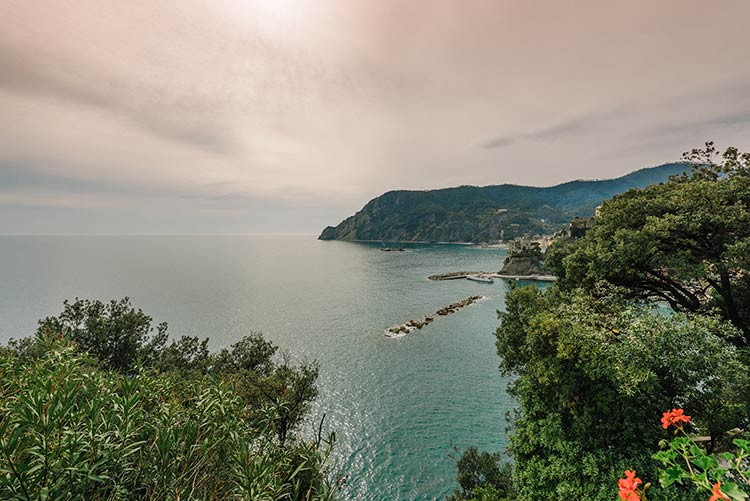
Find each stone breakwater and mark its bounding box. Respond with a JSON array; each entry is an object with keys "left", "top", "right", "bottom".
[
  {"left": 385, "top": 295, "right": 484, "bottom": 337},
  {"left": 428, "top": 271, "right": 491, "bottom": 281},
  {"left": 428, "top": 271, "right": 556, "bottom": 282}
]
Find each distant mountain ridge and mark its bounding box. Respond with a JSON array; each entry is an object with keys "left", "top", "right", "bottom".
[{"left": 318, "top": 163, "right": 690, "bottom": 243}]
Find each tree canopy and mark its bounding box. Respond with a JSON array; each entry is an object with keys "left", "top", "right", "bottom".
[
  {"left": 550, "top": 143, "right": 750, "bottom": 343},
  {"left": 495, "top": 285, "right": 749, "bottom": 500},
  {"left": 471, "top": 143, "right": 750, "bottom": 501}
]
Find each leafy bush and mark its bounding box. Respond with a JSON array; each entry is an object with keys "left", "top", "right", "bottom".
[
  {"left": 494, "top": 285, "right": 750, "bottom": 500},
  {"left": 1, "top": 299, "right": 338, "bottom": 500},
  {"left": 448, "top": 447, "right": 513, "bottom": 500},
  {"left": 0, "top": 336, "right": 337, "bottom": 500},
  {"left": 618, "top": 409, "right": 749, "bottom": 500},
  {"left": 11, "top": 298, "right": 321, "bottom": 446},
  {"left": 20, "top": 297, "right": 169, "bottom": 373}
]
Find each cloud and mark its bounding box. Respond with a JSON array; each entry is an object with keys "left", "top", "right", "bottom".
[
  {"left": 0, "top": 43, "right": 235, "bottom": 155},
  {"left": 481, "top": 136, "right": 515, "bottom": 149},
  {"left": 480, "top": 109, "right": 622, "bottom": 149},
  {"left": 685, "top": 109, "right": 750, "bottom": 130},
  {"left": 0, "top": 162, "right": 133, "bottom": 195},
  {"left": 482, "top": 78, "right": 750, "bottom": 153},
  {"left": 0, "top": 192, "right": 116, "bottom": 211},
  {"left": 628, "top": 85, "right": 750, "bottom": 142},
  {"left": 1, "top": 0, "right": 750, "bottom": 233}
]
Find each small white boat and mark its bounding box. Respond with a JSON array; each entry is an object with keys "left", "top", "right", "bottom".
[{"left": 467, "top": 274, "right": 494, "bottom": 283}]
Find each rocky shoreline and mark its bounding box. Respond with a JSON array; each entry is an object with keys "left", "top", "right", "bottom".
[{"left": 385, "top": 295, "right": 484, "bottom": 337}]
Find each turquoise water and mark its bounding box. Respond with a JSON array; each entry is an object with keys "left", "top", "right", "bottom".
[{"left": 0, "top": 235, "right": 514, "bottom": 500}]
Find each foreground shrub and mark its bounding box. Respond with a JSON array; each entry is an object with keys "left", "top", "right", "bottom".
[
  {"left": 617, "top": 409, "right": 749, "bottom": 501},
  {"left": 11, "top": 298, "right": 321, "bottom": 446},
  {"left": 495, "top": 285, "right": 750, "bottom": 500},
  {"left": 0, "top": 335, "right": 336, "bottom": 499}
]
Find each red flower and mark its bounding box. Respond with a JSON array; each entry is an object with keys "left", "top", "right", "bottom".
[
  {"left": 618, "top": 470, "right": 642, "bottom": 501},
  {"left": 709, "top": 482, "right": 730, "bottom": 501},
  {"left": 661, "top": 408, "right": 691, "bottom": 429}
]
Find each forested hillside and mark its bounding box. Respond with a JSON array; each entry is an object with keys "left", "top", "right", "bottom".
[{"left": 319, "top": 163, "right": 689, "bottom": 243}]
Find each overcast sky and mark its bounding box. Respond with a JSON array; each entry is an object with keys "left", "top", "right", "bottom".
[{"left": 1, "top": 0, "right": 749, "bottom": 234}]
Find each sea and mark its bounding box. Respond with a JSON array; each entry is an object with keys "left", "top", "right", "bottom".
[{"left": 0, "top": 235, "right": 517, "bottom": 500}]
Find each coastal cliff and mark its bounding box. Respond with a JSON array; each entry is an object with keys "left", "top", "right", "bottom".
[
  {"left": 318, "top": 163, "right": 688, "bottom": 243},
  {"left": 500, "top": 253, "right": 545, "bottom": 276},
  {"left": 499, "top": 236, "right": 547, "bottom": 275}
]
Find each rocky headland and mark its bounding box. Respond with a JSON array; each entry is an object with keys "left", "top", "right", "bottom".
[{"left": 318, "top": 163, "right": 688, "bottom": 243}]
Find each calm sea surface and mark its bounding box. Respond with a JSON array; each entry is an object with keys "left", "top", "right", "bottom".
[{"left": 0, "top": 235, "right": 515, "bottom": 500}]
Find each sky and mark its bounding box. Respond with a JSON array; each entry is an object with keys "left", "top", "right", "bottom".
[{"left": 1, "top": 0, "right": 749, "bottom": 234}]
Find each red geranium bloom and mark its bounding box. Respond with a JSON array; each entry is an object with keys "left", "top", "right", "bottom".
[
  {"left": 709, "top": 482, "right": 730, "bottom": 501},
  {"left": 618, "top": 470, "right": 642, "bottom": 501},
  {"left": 661, "top": 408, "right": 691, "bottom": 429}
]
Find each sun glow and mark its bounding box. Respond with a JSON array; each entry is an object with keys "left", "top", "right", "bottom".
[{"left": 215, "top": 0, "right": 316, "bottom": 33}]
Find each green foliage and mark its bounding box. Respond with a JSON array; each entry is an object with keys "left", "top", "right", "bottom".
[
  {"left": 550, "top": 143, "right": 750, "bottom": 343},
  {"left": 249, "top": 358, "right": 319, "bottom": 446},
  {"left": 474, "top": 143, "right": 750, "bottom": 500},
  {"left": 495, "top": 284, "right": 750, "bottom": 500},
  {"left": 13, "top": 298, "right": 320, "bottom": 446},
  {"left": 654, "top": 428, "right": 750, "bottom": 500},
  {"left": 32, "top": 297, "right": 168, "bottom": 373},
  {"left": 0, "top": 336, "right": 337, "bottom": 500},
  {"left": 448, "top": 447, "right": 513, "bottom": 500},
  {"left": 212, "top": 333, "right": 278, "bottom": 376},
  {"left": 156, "top": 334, "right": 212, "bottom": 373},
  {"left": 2, "top": 298, "right": 337, "bottom": 500}
]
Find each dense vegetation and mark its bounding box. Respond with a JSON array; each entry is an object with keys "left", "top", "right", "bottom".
[
  {"left": 0, "top": 298, "right": 338, "bottom": 500},
  {"left": 496, "top": 288, "right": 749, "bottom": 500},
  {"left": 452, "top": 143, "right": 750, "bottom": 500},
  {"left": 319, "top": 162, "right": 688, "bottom": 243},
  {"left": 549, "top": 143, "right": 750, "bottom": 342}
]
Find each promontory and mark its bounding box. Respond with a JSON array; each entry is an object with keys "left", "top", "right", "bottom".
[{"left": 319, "top": 163, "right": 688, "bottom": 243}]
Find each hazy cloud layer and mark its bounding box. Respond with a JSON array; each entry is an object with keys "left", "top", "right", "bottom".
[
  {"left": 481, "top": 108, "right": 626, "bottom": 149},
  {"left": 1, "top": 0, "right": 749, "bottom": 233}
]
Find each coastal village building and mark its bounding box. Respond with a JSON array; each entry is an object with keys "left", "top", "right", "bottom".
[
  {"left": 501, "top": 213, "right": 596, "bottom": 277},
  {"left": 508, "top": 235, "right": 555, "bottom": 254}
]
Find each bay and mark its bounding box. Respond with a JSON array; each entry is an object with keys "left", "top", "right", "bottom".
[{"left": 0, "top": 235, "right": 514, "bottom": 500}]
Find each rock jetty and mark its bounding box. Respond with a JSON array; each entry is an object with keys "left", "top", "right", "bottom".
[
  {"left": 385, "top": 295, "right": 483, "bottom": 337},
  {"left": 428, "top": 270, "right": 555, "bottom": 283},
  {"left": 496, "top": 273, "right": 556, "bottom": 282},
  {"left": 435, "top": 296, "right": 482, "bottom": 315},
  {"left": 428, "top": 271, "right": 490, "bottom": 281}
]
